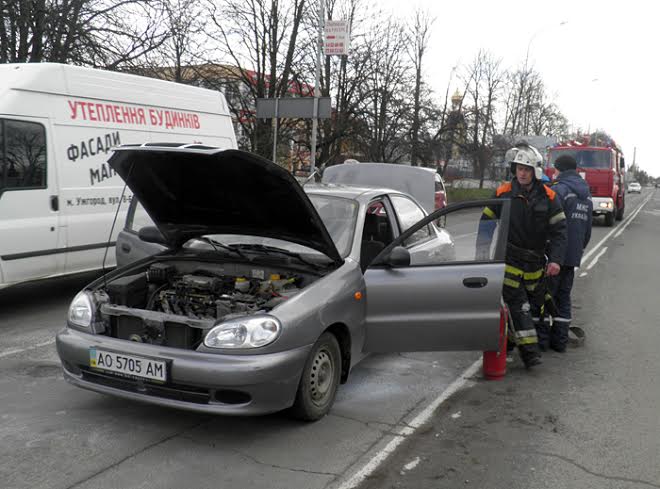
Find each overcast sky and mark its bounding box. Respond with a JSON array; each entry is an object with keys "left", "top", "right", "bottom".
[{"left": 378, "top": 0, "right": 659, "bottom": 176}]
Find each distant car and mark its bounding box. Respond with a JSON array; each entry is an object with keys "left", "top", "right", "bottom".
[
  {"left": 433, "top": 172, "right": 448, "bottom": 210},
  {"left": 655, "top": 182, "right": 660, "bottom": 189},
  {"left": 627, "top": 182, "right": 642, "bottom": 193},
  {"left": 57, "top": 144, "right": 511, "bottom": 421}
]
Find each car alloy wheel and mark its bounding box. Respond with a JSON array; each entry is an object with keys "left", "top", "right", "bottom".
[{"left": 290, "top": 332, "right": 341, "bottom": 421}]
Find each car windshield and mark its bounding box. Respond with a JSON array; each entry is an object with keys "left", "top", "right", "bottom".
[
  {"left": 550, "top": 149, "right": 612, "bottom": 169},
  {"left": 307, "top": 194, "right": 357, "bottom": 257},
  {"left": 184, "top": 194, "right": 357, "bottom": 259}
]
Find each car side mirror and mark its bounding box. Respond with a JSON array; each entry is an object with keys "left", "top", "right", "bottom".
[
  {"left": 385, "top": 246, "right": 411, "bottom": 268},
  {"left": 138, "top": 226, "right": 167, "bottom": 245}
]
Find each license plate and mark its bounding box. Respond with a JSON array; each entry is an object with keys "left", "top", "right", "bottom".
[{"left": 89, "top": 348, "right": 167, "bottom": 382}]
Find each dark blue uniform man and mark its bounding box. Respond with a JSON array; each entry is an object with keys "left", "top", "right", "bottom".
[{"left": 543, "top": 154, "right": 592, "bottom": 352}]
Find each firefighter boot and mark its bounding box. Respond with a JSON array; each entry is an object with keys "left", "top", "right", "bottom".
[{"left": 519, "top": 344, "right": 542, "bottom": 369}]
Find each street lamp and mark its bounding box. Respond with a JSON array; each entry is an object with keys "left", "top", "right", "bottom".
[
  {"left": 524, "top": 20, "right": 568, "bottom": 68},
  {"left": 586, "top": 77, "right": 601, "bottom": 134},
  {"left": 309, "top": 0, "right": 325, "bottom": 175}
]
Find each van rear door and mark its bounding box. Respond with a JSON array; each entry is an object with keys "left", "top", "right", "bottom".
[{"left": 0, "top": 117, "right": 64, "bottom": 285}]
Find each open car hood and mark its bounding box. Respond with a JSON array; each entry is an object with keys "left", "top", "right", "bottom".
[{"left": 108, "top": 145, "right": 342, "bottom": 264}]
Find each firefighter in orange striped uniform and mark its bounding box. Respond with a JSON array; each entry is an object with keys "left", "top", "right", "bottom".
[{"left": 477, "top": 143, "right": 567, "bottom": 368}]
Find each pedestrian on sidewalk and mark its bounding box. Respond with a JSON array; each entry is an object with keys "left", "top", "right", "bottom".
[
  {"left": 477, "top": 143, "right": 567, "bottom": 368},
  {"left": 543, "top": 154, "right": 592, "bottom": 352}
]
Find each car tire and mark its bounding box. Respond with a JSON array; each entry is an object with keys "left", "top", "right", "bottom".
[
  {"left": 605, "top": 210, "right": 615, "bottom": 227},
  {"left": 616, "top": 205, "right": 624, "bottom": 221},
  {"left": 290, "top": 332, "right": 341, "bottom": 421}
]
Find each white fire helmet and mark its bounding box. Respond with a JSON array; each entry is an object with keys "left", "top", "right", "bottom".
[{"left": 507, "top": 143, "right": 544, "bottom": 180}]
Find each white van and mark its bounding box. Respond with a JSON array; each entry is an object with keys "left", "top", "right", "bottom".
[{"left": 0, "top": 63, "right": 237, "bottom": 289}]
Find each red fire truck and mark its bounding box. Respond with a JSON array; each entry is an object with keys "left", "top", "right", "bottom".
[{"left": 547, "top": 137, "right": 626, "bottom": 227}]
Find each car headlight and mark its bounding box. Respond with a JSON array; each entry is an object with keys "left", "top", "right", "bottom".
[
  {"left": 68, "top": 291, "right": 94, "bottom": 328},
  {"left": 204, "top": 316, "right": 281, "bottom": 349}
]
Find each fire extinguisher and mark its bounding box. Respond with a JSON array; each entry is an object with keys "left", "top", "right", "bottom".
[{"left": 482, "top": 303, "right": 508, "bottom": 380}]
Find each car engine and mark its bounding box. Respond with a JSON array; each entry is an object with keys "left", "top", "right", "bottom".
[
  {"left": 149, "top": 272, "right": 295, "bottom": 320},
  {"left": 98, "top": 261, "right": 305, "bottom": 349}
]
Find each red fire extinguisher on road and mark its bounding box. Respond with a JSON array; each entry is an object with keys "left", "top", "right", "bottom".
[{"left": 483, "top": 304, "right": 508, "bottom": 380}]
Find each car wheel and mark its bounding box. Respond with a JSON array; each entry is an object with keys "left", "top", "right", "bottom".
[
  {"left": 616, "top": 205, "right": 625, "bottom": 221},
  {"left": 290, "top": 332, "right": 341, "bottom": 421},
  {"left": 605, "top": 210, "right": 615, "bottom": 227}
]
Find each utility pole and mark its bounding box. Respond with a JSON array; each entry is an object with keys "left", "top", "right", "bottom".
[
  {"left": 309, "top": 0, "right": 324, "bottom": 175},
  {"left": 272, "top": 98, "right": 279, "bottom": 163}
]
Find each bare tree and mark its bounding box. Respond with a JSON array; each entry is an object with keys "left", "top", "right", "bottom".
[
  {"left": 291, "top": 0, "right": 389, "bottom": 167},
  {"left": 462, "top": 50, "right": 503, "bottom": 187},
  {"left": 204, "top": 0, "right": 307, "bottom": 159},
  {"left": 352, "top": 18, "right": 412, "bottom": 162},
  {"left": 500, "top": 64, "right": 567, "bottom": 137},
  {"left": 0, "top": 1, "right": 168, "bottom": 68},
  {"left": 406, "top": 9, "right": 434, "bottom": 166},
  {"left": 136, "top": 0, "right": 207, "bottom": 82},
  {"left": 293, "top": 4, "right": 414, "bottom": 165}
]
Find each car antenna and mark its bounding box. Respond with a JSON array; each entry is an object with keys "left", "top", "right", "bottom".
[{"left": 102, "top": 162, "right": 135, "bottom": 289}]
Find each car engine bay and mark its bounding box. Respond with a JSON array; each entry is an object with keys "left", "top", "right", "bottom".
[{"left": 91, "top": 260, "right": 313, "bottom": 349}]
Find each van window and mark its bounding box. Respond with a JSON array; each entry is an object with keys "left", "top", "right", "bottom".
[
  {"left": 127, "top": 199, "right": 156, "bottom": 233},
  {"left": 0, "top": 119, "right": 47, "bottom": 191}
]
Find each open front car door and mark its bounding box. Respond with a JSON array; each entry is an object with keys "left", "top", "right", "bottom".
[{"left": 363, "top": 198, "right": 511, "bottom": 352}]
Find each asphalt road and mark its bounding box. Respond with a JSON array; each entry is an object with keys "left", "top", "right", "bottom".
[{"left": 0, "top": 190, "right": 649, "bottom": 489}]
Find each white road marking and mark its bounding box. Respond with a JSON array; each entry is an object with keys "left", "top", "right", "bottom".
[
  {"left": 0, "top": 339, "right": 56, "bottom": 359},
  {"left": 581, "top": 193, "right": 653, "bottom": 265},
  {"left": 402, "top": 457, "right": 421, "bottom": 472},
  {"left": 579, "top": 272, "right": 588, "bottom": 278},
  {"left": 336, "top": 359, "right": 482, "bottom": 489},
  {"left": 614, "top": 199, "right": 649, "bottom": 238},
  {"left": 586, "top": 247, "right": 607, "bottom": 270}
]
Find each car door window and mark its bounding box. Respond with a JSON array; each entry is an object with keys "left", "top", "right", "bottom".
[
  {"left": 371, "top": 199, "right": 510, "bottom": 268},
  {"left": 390, "top": 195, "right": 431, "bottom": 246},
  {"left": 0, "top": 119, "right": 47, "bottom": 193},
  {"left": 361, "top": 200, "right": 395, "bottom": 268}
]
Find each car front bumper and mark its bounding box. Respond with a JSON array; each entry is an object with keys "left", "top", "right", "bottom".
[
  {"left": 592, "top": 196, "right": 615, "bottom": 215},
  {"left": 56, "top": 328, "right": 311, "bottom": 416}
]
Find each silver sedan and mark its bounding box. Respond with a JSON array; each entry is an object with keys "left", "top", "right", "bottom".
[{"left": 57, "top": 144, "right": 510, "bottom": 421}]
